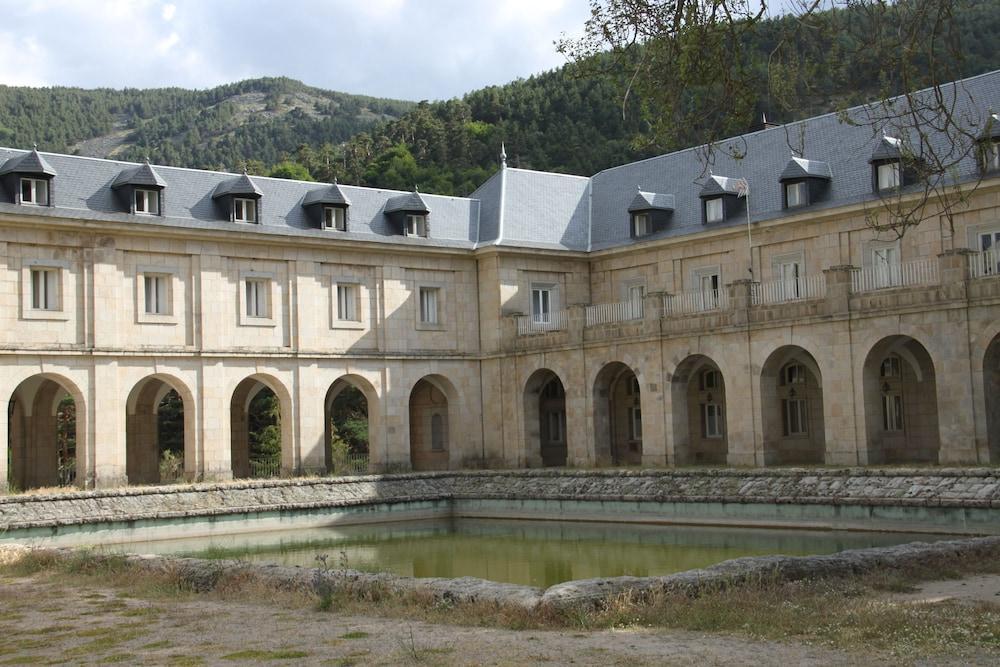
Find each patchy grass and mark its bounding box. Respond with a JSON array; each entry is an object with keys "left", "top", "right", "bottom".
[{"left": 2, "top": 546, "right": 999, "bottom": 659}]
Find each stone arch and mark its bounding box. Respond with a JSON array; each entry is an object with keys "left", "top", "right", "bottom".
[
  {"left": 760, "top": 346, "right": 826, "bottom": 465},
  {"left": 409, "top": 374, "right": 459, "bottom": 471},
  {"left": 984, "top": 332, "right": 1000, "bottom": 463},
  {"left": 523, "top": 368, "right": 568, "bottom": 468},
  {"left": 125, "top": 374, "right": 195, "bottom": 485},
  {"left": 6, "top": 373, "right": 87, "bottom": 490},
  {"left": 863, "top": 335, "right": 940, "bottom": 464},
  {"left": 230, "top": 373, "right": 294, "bottom": 478},
  {"left": 670, "top": 354, "right": 728, "bottom": 465},
  {"left": 324, "top": 374, "right": 379, "bottom": 474},
  {"left": 592, "top": 361, "right": 642, "bottom": 466}
]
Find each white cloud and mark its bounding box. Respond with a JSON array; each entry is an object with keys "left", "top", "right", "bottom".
[
  {"left": 155, "top": 31, "right": 180, "bottom": 55},
  {"left": 162, "top": 3, "right": 176, "bottom": 21},
  {"left": 0, "top": 33, "right": 50, "bottom": 86}
]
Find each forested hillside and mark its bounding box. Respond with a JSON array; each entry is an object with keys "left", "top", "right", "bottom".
[
  {"left": 1, "top": 1, "right": 999, "bottom": 195},
  {"left": 0, "top": 77, "right": 413, "bottom": 170}
]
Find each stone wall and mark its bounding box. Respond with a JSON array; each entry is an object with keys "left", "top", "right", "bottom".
[{"left": 2, "top": 468, "right": 998, "bottom": 531}]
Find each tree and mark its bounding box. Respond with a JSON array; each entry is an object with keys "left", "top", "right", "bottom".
[
  {"left": 268, "top": 160, "right": 314, "bottom": 181},
  {"left": 557, "top": 0, "right": 994, "bottom": 239}
]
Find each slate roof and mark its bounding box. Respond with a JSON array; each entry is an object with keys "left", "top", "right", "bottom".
[
  {"left": 384, "top": 190, "right": 430, "bottom": 214},
  {"left": 0, "top": 148, "right": 57, "bottom": 177},
  {"left": 871, "top": 135, "right": 904, "bottom": 161},
  {"left": 112, "top": 161, "right": 167, "bottom": 189},
  {"left": 628, "top": 189, "right": 675, "bottom": 212},
  {"left": 699, "top": 175, "right": 745, "bottom": 197},
  {"left": 302, "top": 182, "right": 351, "bottom": 207},
  {"left": 779, "top": 157, "right": 833, "bottom": 181},
  {"left": 212, "top": 172, "right": 262, "bottom": 198}
]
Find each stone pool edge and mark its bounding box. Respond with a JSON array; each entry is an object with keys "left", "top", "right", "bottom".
[{"left": 3, "top": 535, "right": 999, "bottom": 612}]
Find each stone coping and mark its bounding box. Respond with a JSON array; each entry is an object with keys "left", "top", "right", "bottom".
[
  {"left": 2, "top": 468, "right": 999, "bottom": 531},
  {"left": 4, "top": 535, "right": 1000, "bottom": 612}
]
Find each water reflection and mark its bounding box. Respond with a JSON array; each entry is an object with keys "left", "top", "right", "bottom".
[{"left": 110, "top": 519, "right": 950, "bottom": 589}]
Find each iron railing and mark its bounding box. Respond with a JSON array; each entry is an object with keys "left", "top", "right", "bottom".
[
  {"left": 584, "top": 299, "right": 644, "bottom": 326},
  {"left": 516, "top": 309, "right": 567, "bottom": 335},
  {"left": 851, "top": 258, "right": 938, "bottom": 293},
  {"left": 664, "top": 288, "right": 728, "bottom": 316},
  {"left": 751, "top": 274, "right": 826, "bottom": 305}
]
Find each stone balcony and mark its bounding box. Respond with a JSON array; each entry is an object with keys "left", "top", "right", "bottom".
[{"left": 504, "top": 248, "right": 1000, "bottom": 352}]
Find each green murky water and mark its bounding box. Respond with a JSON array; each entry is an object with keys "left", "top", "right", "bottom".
[{"left": 106, "top": 519, "right": 952, "bottom": 588}]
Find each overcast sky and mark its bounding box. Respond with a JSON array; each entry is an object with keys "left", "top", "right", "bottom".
[{"left": 0, "top": 0, "right": 594, "bottom": 101}]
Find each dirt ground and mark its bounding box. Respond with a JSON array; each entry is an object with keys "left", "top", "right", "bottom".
[{"left": 0, "top": 574, "right": 996, "bottom": 666}]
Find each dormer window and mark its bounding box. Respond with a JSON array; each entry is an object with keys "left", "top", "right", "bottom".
[
  {"left": 876, "top": 161, "right": 901, "bottom": 192},
  {"left": 134, "top": 188, "right": 159, "bottom": 215},
  {"left": 20, "top": 177, "right": 48, "bottom": 205},
  {"left": 234, "top": 197, "right": 257, "bottom": 223},
  {"left": 705, "top": 197, "right": 724, "bottom": 223},
  {"left": 406, "top": 214, "right": 427, "bottom": 237},
  {"left": 632, "top": 213, "right": 650, "bottom": 237},
  {"left": 981, "top": 139, "right": 1000, "bottom": 173},
  {"left": 324, "top": 206, "right": 346, "bottom": 231},
  {"left": 784, "top": 181, "right": 807, "bottom": 208}
]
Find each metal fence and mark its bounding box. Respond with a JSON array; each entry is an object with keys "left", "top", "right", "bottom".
[
  {"left": 969, "top": 247, "right": 1000, "bottom": 279},
  {"left": 664, "top": 288, "right": 728, "bottom": 316},
  {"left": 516, "top": 309, "right": 567, "bottom": 335},
  {"left": 249, "top": 458, "right": 281, "bottom": 479},
  {"left": 851, "top": 258, "right": 938, "bottom": 293},
  {"left": 751, "top": 274, "right": 826, "bottom": 305},
  {"left": 584, "top": 299, "right": 643, "bottom": 326}
]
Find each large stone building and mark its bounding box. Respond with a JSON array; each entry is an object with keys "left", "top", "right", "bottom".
[{"left": 4, "top": 72, "right": 1000, "bottom": 491}]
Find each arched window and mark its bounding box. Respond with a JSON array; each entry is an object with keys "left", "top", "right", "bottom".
[{"left": 431, "top": 413, "right": 445, "bottom": 451}]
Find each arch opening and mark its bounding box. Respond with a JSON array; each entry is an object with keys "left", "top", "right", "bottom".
[
  {"left": 324, "top": 377, "right": 372, "bottom": 475},
  {"left": 125, "top": 376, "right": 190, "bottom": 485},
  {"left": 7, "top": 375, "right": 83, "bottom": 491},
  {"left": 863, "top": 336, "right": 940, "bottom": 464},
  {"left": 523, "top": 369, "right": 568, "bottom": 468},
  {"left": 760, "top": 346, "right": 826, "bottom": 465},
  {"left": 592, "top": 362, "right": 642, "bottom": 466},
  {"left": 408, "top": 375, "right": 455, "bottom": 471},
  {"left": 670, "top": 355, "right": 728, "bottom": 465},
  {"left": 230, "top": 375, "right": 290, "bottom": 479}
]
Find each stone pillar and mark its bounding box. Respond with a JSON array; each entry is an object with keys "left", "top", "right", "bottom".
[
  {"left": 296, "top": 363, "right": 327, "bottom": 476},
  {"left": 566, "top": 304, "right": 587, "bottom": 344},
  {"left": 727, "top": 279, "right": 753, "bottom": 326},
  {"left": 379, "top": 361, "right": 411, "bottom": 472},
  {"left": 200, "top": 362, "right": 233, "bottom": 481},
  {"left": 823, "top": 265, "right": 856, "bottom": 315},
  {"left": 938, "top": 248, "right": 974, "bottom": 299},
  {"left": 91, "top": 362, "right": 127, "bottom": 488},
  {"left": 501, "top": 314, "right": 519, "bottom": 352}
]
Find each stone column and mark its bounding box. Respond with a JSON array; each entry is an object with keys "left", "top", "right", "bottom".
[
  {"left": 566, "top": 304, "right": 587, "bottom": 344},
  {"left": 727, "top": 279, "right": 753, "bottom": 326},
  {"left": 200, "top": 361, "right": 233, "bottom": 481},
  {"left": 91, "top": 362, "right": 127, "bottom": 488},
  {"left": 823, "top": 265, "right": 856, "bottom": 316},
  {"left": 296, "top": 363, "right": 327, "bottom": 475}
]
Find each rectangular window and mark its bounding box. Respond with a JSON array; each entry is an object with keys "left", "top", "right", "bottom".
[
  {"left": 234, "top": 198, "right": 257, "bottom": 223},
  {"left": 324, "top": 206, "right": 346, "bottom": 231},
  {"left": 871, "top": 245, "right": 901, "bottom": 288},
  {"left": 531, "top": 286, "right": 552, "bottom": 324},
  {"left": 877, "top": 162, "right": 901, "bottom": 191},
  {"left": 880, "top": 356, "right": 901, "bottom": 378},
  {"left": 984, "top": 140, "right": 1000, "bottom": 172},
  {"left": 335, "top": 283, "right": 358, "bottom": 321},
  {"left": 777, "top": 260, "right": 801, "bottom": 299},
  {"left": 547, "top": 411, "right": 565, "bottom": 443},
  {"left": 700, "top": 369, "right": 719, "bottom": 391},
  {"left": 632, "top": 213, "right": 650, "bottom": 237},
  {"left": 704, "top": 197, "right": 724, "bottom": 223},
  {"left": 20, "top": 178, "right": 48, "bottom": 205},
  {"left": 702, "top": 403, "right": 723, "bottom": 438},
  {"left": 785, "top": 181, "right": 807, "bottom": 208},
  {"left": 882, "top": 393, "right": 904, "bottom": 431},
  {"left": 782, "top": 398, "right": 809, "bottom": 436},
  {"left": 980, "top": 231, "right": 1000, "bottom": 275},
  {"left": 783, "top": 363, "right": 807, "bottom": 385},
  {"left": 627, "top": 284, "right": 645, "bottom": 318},
  {"left": 699, "top": 272, "right": 721, "bottom": 309},
  {"left": 143, "top": 274, "right": 169, "bottom": 315},
  {"left": 406, "top": 214, "right": 427, "bottom": 237},
  {"left": 134, "top": 189, "right": 159, "bottom": 215},
  {"left": 30, "top": 267, "right": 59, "bottom": 310},
  {"left": 245, "top": 278, "right": 269, "bottom": 318},
  {"left": 628, "top": 406, "right": 643, "bottom": 440},
  {"left": 419, "top": 286, "right": 439, "bottom": 324}
]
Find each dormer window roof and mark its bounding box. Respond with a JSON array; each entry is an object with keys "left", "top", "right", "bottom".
[
  {"left": 627, "top": 189, "right": 675, "bottom": 213},
  {"left": 302, "top": 181, "right": 351, "bottom": 231},
  {"left": 979, "top": 113, "right": 1000, "bottom": 142},
  {"left": 112, "top": 160, "right": 167, "bottom": 189},
  {"left": 779, "top": 156, "right": 832, "bottom": 182},
  {"left": 302, "top": 181, "right": 351, "bottom": 207},
  {"left": 212, "top": 172, "right": 262, "bottom": 200},
  {"left": 699, "top": 174, "right": 744, "bottom": 198},
  {"left": 384, "top": 190, "right": 429, "bottom": 215},
  {"left": 0, "top": 148, "right": 57, "bottom": 178},
  {"left": 699, "top": 175, "right": 745, "bottom": 224},
  {"left": 870, "top": 135, "right": 904, "bottom": 162}
]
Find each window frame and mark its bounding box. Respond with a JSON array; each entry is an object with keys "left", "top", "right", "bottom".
[
  {"left": 882, "top": 392, "right": 904, "bottom": 432},
  {"left": 631, "top": 212, "right": 650, "bottom": 237},
  {"left": 134, "top": 188, "right": 160, "bottom": 216},
  {"left": 233, "top": 197, "right": 257, "bottom": 223},
  {"left": 19, "top": 177, "right": 48, "bottom": 206},
  {"left": 143, "top": 273, "right": 170, "bottom": 315},
  {"left": 702, "top": 402, "right": 723, "bottom": 438},
  {"left": 324, "top": 206, "right": 347, "bottom": 231},
  {"left": 238, "top": 271, "right": 277, "bottom": 327},
  {"left": 875, "top": 160, "right": 902, "bottom": 192},
  {"left": 704, "top": 196, "right": 724, "bottom": 223},
  {"left": 700, "top": 369, "right": 720, "bottom": 391},
  {"left": 405, "top": 214, "right": 428, "bottom": 237},
  {"left": 782, "top": 397, "right": 809, "bottom": 437},
  {"left": 136, "top": 266, "right": 179, "bottom": 325},
  {"left": 21, "top": 260, "right": 70, "bottom": 321},
  {"left": 628, "top": 405, "right": 643, "bottom": 441},
  {"left": 530, "top": 284, "right": 554, "bottom": 325},
  {"left": 334, "top": 282, "right": 360, "bottom": 322},
  {"left": 784, "top": 180, "right": 808, "bottom": 209},
  {"left": 30, "top": 266, "right": 59, "bottom": 311},
  {"left": 418, "top": 286, "right": 440, "bottom": 326}
]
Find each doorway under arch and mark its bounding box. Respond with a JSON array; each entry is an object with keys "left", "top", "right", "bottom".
[
  {"left": 324, "top": 376, "right": 376, "bottom": 475},
  {"left": 409, "top": 375, "right": 457, "bottom": 471},
  {"left": 670, "top": 355, "right": 728, "bottom": 465},
  {"left": 592, "top": 362, "right": 642, "bottom": 466},
  {"left": 230, "top": 375, "right": 293, "bottom": 479},
  {"left": 523, "top": 369, "right": 568, "bottom": 467},
  {"left": 760, "top": 346, "right": 826, "bottom": 465},
  {"left": 125, "top": 375, "right": 193, "bottom": 484},
  {"left": 7, "top": 374, "right": 85, "bottom": 490}
]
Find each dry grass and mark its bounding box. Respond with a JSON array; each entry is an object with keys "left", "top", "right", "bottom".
[{"left": 2, "top": 547, "right": 1000, "bottom": 659}]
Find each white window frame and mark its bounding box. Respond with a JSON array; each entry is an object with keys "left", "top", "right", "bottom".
[
  {"left": 406, "top": 214, "right": 428, "bottom": 237},
  {"left": 785, "top": 181, "right": 807, "bottom": 208},
  {"left": 143, "top": 274, "right": 169, "bottom": 315},
  {"left": 324, "top": 206, "right": 347, "bottom": 231},
  {"left": 335, "top": 282, "right": 359, "bottom": 322},
  {"left": 531, "top": 284, "right": 554, "bottom": 324},
  {"left": 984, "top": 140, "right": 1000, "bottom": 172},
  {"left": 692, "top": 266, "right": 722, "bottom": 311},
  {"left": 876, "top": 161, "right": 901, "bottom": 191},
  {"left": 700, "top": 369, "right": 719, "bottom": 391},
  {"left": 880, "top": 355, "right": 902, "bottom": 378},
  {"left": 882, "top": 393, "right": 904, "bottom": 432},
  {"left": 704, "top": 196, "right": 724, "bottom": 223},
  {"left": 136, "top": 266, "right": 179, "bottom": 325},
  {"left": 30, "top": 266, "right": 59, "bottom": 311},
  {"left": 245, "top": 278, "right": 269, "bottom": 318},
  {"left": 419, "top": 286, "right": 440, "bottom": 325},
  {"left": 783, "top": 398, "right": 809, "bottom": 436},
  {"left": 19, "top": 177, "right": 48, "bottom": 206},
  {"left": 632, "top": 213, "right": 650, "bottom": 237},
  {"left": 21, "top": 259, "right": 69, "bottom": 321},
  {"left": 782, "top": 363, "right": 807, "bottom": 385},
  {"left": 134, "top": 188, "right": 159, "bottom": 215},
  {"left": 702, "top": 402, "right": 723, "bottom": 438},
  {"left": 869, "top": 242, "right": 902, "bottom": 288},
  {"left": 233, "top": 197, "right": 257, "bottom": 223},
  {"left": 628, "top": 405, "right": 643, "bottom": 441},
  {"left": 238, "top": 271, "right": 277, "bottom": 327}
]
